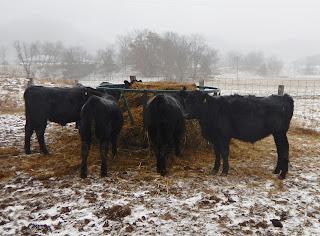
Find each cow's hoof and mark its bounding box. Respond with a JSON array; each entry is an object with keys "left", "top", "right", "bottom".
[
  {"left": 42, "top": 150, "right": 50, "bottom": 155},
  {"left": 278, "top": 173, "right": 286, "bottom": 180},
  {"left": 211, "top": 169, "right": 219, "bottom": 175},
  {"left": 80, "top": 173, "right": 87, "bottom": 179},
  {"left": 160, "top": 170, "right": 167, "bottom": 176},
  {"left": 273, "top": 168, "right": 281, "bottom": 174},
  {"left": 101, "top": 172, "right": 108, "bottom": 177},
  {"left": 220, "top": 172, "right": 228, "bottom": 177},
  {"left": 175, "top": 150, "right": 182, "bottom": 157}
]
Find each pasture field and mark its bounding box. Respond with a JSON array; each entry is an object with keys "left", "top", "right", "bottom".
[{"left": 0, "top": 77, "right": 319, "bottom": 235}]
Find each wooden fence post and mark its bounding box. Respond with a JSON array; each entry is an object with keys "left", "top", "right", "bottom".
[
  {"left": 129, "top": 75, "right": 136, "bottom": 82},
  {"left": 199, "top": 80, "right": 205, "bottom": 90},
  {"left": 27, "top": 77, "right": 34, "bottom": 87},
  {"left": 278, "top": 85, "right": 284, "bottom": 95}
]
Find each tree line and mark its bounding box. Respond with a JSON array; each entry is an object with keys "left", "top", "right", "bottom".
[{"left": 0, "top": 29, "right": 286, "bottom": 80}]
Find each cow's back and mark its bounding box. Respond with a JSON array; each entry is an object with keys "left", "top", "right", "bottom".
[
  {"left": 221, "top": 94, "right": 294, "bottom": 141},
  {"left": 24, "top": 86, "right": 88, "bottom": 125}
]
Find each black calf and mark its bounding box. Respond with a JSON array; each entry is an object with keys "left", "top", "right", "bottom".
[
  {"left": 180, "top": 90, "right": 294, "bottom": 179},
  {"left": 24, "top": 85, "right": 102, "bottom": 154},
  {"left": 79, "top": 94, "right": 123, "bottom": 178},
  {"left": 144, "top": 94, "right": 185, "bottom": 176}
]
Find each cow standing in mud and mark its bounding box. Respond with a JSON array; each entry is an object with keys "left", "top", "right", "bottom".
[
  {"left": 180, "top": 90, "right": 294, "bottom": 179},
  {"left": 79, "top": 94, "right": 123, "bottom": 178},
  {"left": 144, "top": 94, "right": 186, "bottom": 176},
  {"left": 24, "top": 86, "right": 102, "bottom": 154}
]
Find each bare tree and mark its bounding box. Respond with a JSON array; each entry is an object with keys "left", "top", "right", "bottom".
[
  {"left": 36, "top": 41, "right": 65, "bottom": 78},
  {"left": 0, "top": 46, "right": 8, "bottom": 76},
  {"left": 174, "top": 35, "right": 192, "bottom": 81},
  {"left": 266, "top": 56, "right": 283, "bottom": 76},
  {"left": 96, "top": 47, "right": 118, "bottom": 77},
  {"left": 61, "top": 46, "right": 95, "bottom": 79},
  {"left": 243, "top": 51, "right": 265, "bottom": 74},
  {"left": 189, "top": 35, "right": 206, "bottom": 79},
  {"left": 117, "top": 34, "right": 133, "bottom": 74},
  {"left": 225, "top": 51, "right": 243, "bottom": 70},
  {"left": 127, "top": 30, "right": 163, "bottom": 77},
  {"left": 13, "top": 41, "right": 39, "bottom": 84},
  {"left": 119, "top": 30, "right": 218, "bottom": 81},
  {"left": 198, "top": 47, "right": 219, "bottom": 77}
]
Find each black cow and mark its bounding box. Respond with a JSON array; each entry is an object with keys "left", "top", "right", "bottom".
[
  {"left": 79, "top": 94, "right": 123, "bottom": 178},
  {"left": 24, "top": 85, "right": 102, "bottom": 154},
  {"left": 180, "top": 90, "right": 294, "bottom": 179},
  {"left": 144, "top": 94, "right": 186, "bottom": 176}
]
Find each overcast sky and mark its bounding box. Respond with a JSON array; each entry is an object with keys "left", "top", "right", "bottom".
[{"left": 1, "top": 0, "right": 320, "bottom": 61}]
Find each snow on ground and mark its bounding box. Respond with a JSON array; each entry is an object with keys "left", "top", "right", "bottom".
[
  {"left": 0, "top": 114, "right": 25, "bottom": 148},
  {"left": 0, "top": 156, "right": 319, "bottom": 235},
  {"left": 0, "top": 77, "right": 74, "bottom": 112},
  {"left": 294, "top": 97, "right": 320, "bottom": 131},
  {"left": 0, "top": 77, "right": 28, "bottom": 112}
]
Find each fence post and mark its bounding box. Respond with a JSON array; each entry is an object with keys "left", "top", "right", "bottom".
[
  {"left": 27, "top": 77, "right": 34, "bottom": 87},
  {"left": 278, "top": 85, "right": 284, "bottom": 95},
  {"left": 199, "top": 79, "right": 205, "bottom": 90},
  {"left": 129, "top": 75, "right": 136, "bottom": 82}
]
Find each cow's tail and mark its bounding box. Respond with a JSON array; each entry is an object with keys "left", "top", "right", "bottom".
[
  {"left": 283, "top": 94, "right": 294, "bottom": 121},
  {"left": 23, "top": 87, "right": 32, "bottom": 119},
  {"left": 80, "top": 96, "right": 97, "bottom": 142},
  {"left": 150, "top": 95, "right": 168, "bottom": 147}
]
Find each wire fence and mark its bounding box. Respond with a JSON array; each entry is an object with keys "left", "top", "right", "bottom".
[
  {"left": 204, "top": 78, "right": 320, "bottom": 131},
  {"left": 79, "top": 75, "right": 319, "bottom": 131}
]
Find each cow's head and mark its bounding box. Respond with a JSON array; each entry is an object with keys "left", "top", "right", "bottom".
[{"left": 179, "top": 88, "right": 208, "bottom": 119}]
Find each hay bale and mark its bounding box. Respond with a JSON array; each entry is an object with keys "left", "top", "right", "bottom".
[{"left": 118, "top": 81, "right": 209, "bottom": 150}]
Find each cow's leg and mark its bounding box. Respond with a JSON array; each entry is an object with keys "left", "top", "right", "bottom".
[
  {"left": 24, "top": 120, "right": 34, "bottom": 154},
  {"left": 211, "top": 140, "right": 221, "bottom": 175},
  {"left": 35, "top": 123, "right": 49, "bottom": 155},
  {"left": 155, "top": 145, "right": 161, "bottom": 174},
  {"left": 155, "top": 144, "right": 167, "bottom": 176},
  {"left": 80, "top": 142, "right": 90, "bottom": 178},
  {"left": 110, "top": 132, "right": 118, "bottom": 159},
  {"left": 100, "top": 140, "right": 109, "bottom": 177},
  {"left": 221, "top": 139, "right": 230, "bottom": 176},
  {"left": 159, "top": 148, "right": 167, "bottom": 176},
  {"left": 173, "top": 122, "right": 184, "bottom": 157},
  {"left": 273, "top": 133, "right": 289, "bottom": 179}
]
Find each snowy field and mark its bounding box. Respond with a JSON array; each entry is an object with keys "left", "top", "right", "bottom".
[{"left": 0, "top": 77, "right": 319, "bottom": 235}]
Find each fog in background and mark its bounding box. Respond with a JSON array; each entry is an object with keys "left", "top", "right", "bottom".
[{"left": 1, "top": 0, "right": 320, "bottom": 61}]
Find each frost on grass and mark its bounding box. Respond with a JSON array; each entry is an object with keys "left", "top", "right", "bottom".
[{"left": 0, "top": 160, "right": 319, "bottom": 235}]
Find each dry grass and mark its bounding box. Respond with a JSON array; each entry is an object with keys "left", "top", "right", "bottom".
[
  {"left": 0, "top": 96, "right": 24, "bottom": 113},
  {"left": 0, "top": 122, "right": 319, "bottom": 182},
  {"left": 34, "top": 78, "right": 76, "bottom": 86}
]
